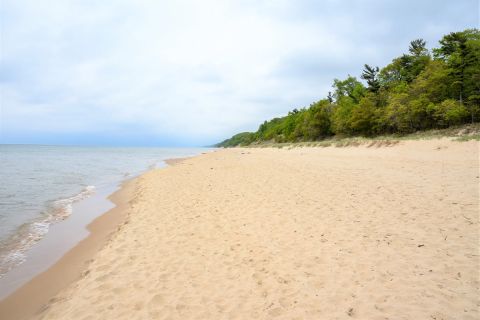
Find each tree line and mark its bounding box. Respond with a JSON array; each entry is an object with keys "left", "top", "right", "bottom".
[{"left": 217, "top": 29, "right": 480, "bottom": 147}]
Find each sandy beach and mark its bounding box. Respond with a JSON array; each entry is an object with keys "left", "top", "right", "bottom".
[{"left": 2, "top": 139, "right": 479, "bottom": 319}]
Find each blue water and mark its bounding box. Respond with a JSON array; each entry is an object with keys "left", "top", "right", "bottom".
[{"left": 0, "top": 145, "right": 208, "bottom": 276}]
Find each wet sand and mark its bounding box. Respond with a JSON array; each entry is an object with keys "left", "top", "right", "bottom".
[
  {"left": 2, "top": 139, "right": 479, "bottom": 319},
  {"left": 0, "top": 179, "right": 137, "bottom": 320}
]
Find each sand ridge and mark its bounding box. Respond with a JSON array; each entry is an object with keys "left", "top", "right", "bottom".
[{"left": 39, "top": 140, "right": 479, "bottom": 319}]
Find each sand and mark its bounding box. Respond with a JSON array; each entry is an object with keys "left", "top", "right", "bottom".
[
  {"left": 0, "top": 180, "right": 136, "bottom": 320},
  {"left": 6, "top": 139, "right": 480, "bottom": 319}
]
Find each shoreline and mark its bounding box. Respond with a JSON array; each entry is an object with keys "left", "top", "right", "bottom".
[
  {"left": 0, "top": 174, "right": 139, "bottom": 319},
  {"left": 0, "top": 154, "right": 200, "bottom": 319},
  {"left": 1, "top": 142, "right": 479, "bottom": 319},
  {"left": 0, "top": 184, "right": 118, "bottom": 301}
]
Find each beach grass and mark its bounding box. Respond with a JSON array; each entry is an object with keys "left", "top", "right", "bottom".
[{"left": 243, "top": 123, "right": 480, "bottom": 149}]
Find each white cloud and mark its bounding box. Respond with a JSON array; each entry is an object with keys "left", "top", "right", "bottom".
[{"left": 1, "top": 0, "right": 477, "bottom": 145}]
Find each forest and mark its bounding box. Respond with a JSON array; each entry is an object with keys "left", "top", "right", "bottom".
[{"left": 217, "top": 29, "right": 480, "bottom": 147}]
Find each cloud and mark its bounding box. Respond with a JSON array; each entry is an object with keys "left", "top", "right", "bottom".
[{"left": 1, "top": 0, "right": 478, "bottom": 145}]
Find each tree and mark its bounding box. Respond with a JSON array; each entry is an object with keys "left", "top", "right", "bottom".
[
  {"left": 327, "top": 91, "right": 333, "bottom": 103},
  {"left": 332, "top": 96, "right": 355, "bottom": 135},
  {"left": 383, "top": 92, "right": 412, "bottom": 133},
  {"left": 217, "top": 29, "right": 479, "bottom": 147},
  {"left": 331, "top": 76, "right": 366, "bottom": 135},
  {"left": 302, "top": 99, "right": 333, "bottom": 139},
  {"left": 432, "top": 99, "right": 469, "bottom": 127},
  {"left": 433, "top": 29, "right": 480, "bottom": 105},
  {"left": 361, "top": 64, "right": 380, "bottom": 93},
  {"left": 216, "top": 132, "right": 256, "bottom": 147},
  {"left": 283, "top": 109, "right": 306, "bottom": 141},
  {"left": 379, "top": 58, "right": 406, "bottom": 88},
  {"left": 409, "top": 39, "right": 428, "bottom": 56},
  {"left": 349, "top": 94, "right": 378, "bottom": 135},
  {"left": 409, "top": 60, "right": 452, "bottom": 104},
  {"left": 332, "top": 76, "right": 366, "bottom": 103},
  {"left": 380, "top": 39, "right": 431, "bottom": 85}
]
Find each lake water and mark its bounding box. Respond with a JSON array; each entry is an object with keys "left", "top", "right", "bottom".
[{"left": 0, "top": 145, "right": 208, "bottom": 283}]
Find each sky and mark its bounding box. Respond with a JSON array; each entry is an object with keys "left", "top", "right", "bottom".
[{"left": 0, "top": 0, "right": 478, "bottom": 146}]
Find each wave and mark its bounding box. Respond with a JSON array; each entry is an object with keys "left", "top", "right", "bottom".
[
  {"left": 49, "top": 185, "right": 96, "bottom": 221},
  {"left": 0, "top": 186, "right": 96, "bottom": 278}
]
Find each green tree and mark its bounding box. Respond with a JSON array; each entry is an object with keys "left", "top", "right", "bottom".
[
  {"left": 217, "top": 29, "right": 479, "bottom": 147},
  {"left": 432, "top": 99, "right": 469, "bottom": 127},
  {"left": 302, "top": 99, "right": 333, "bottom": 139},
  {"left": 349, "top": 94, "right": 378, "bottom": 135},
  {"left": 332, "top": 96, "right": 355, "bottom": 135},
  {"left": 361, "top": 64, "right": 381, "bottom": 93},
  {"left": 333, "top": 76, "right": 366, "bottom": 103},
  {"left": 407, "top": 39, "right": 431, "bottom": 80},
  {"left": 383, "top": 92, "right": 412, "bottom": 133},
  {"left": 409, "top": 39, "right": 428, "bottom": 56},
  {"left": 434, "top": 29, "right": 480, "bottom": 105},
  {"left": 380, "top": 39, "right": 431, "bottom": 86},
  {"left": 409, "top": 60, "right": 451, "bottom": 104},
  {"left": 379, "top": 58, "right": 406, "bottom": 88}
]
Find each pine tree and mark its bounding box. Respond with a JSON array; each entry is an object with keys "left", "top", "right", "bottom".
[{"left": 361, "top": 64, "right": 380, "bottom": 93}]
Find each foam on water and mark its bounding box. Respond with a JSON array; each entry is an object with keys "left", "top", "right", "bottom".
[
  {"left": 0, "top": 145, "right": 209, "bottom": 279},
  {"left": 0, "top": 186, "right": 96, "bottom": 277},
  {"left": 50, "top": 186, "right": 96, "bottom": 220}
]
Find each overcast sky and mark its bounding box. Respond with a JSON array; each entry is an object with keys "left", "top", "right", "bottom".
[{"left": 0, "top": 0, "right": 478, "bottom": 146}]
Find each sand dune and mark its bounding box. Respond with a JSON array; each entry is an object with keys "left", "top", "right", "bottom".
[{"left": 39, "top": 140, "right": 478, "bottom": 319}]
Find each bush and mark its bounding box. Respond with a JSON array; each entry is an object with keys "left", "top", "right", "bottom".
[{"left": 433, "top": 99, "right": 469, "bottom": 126}]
